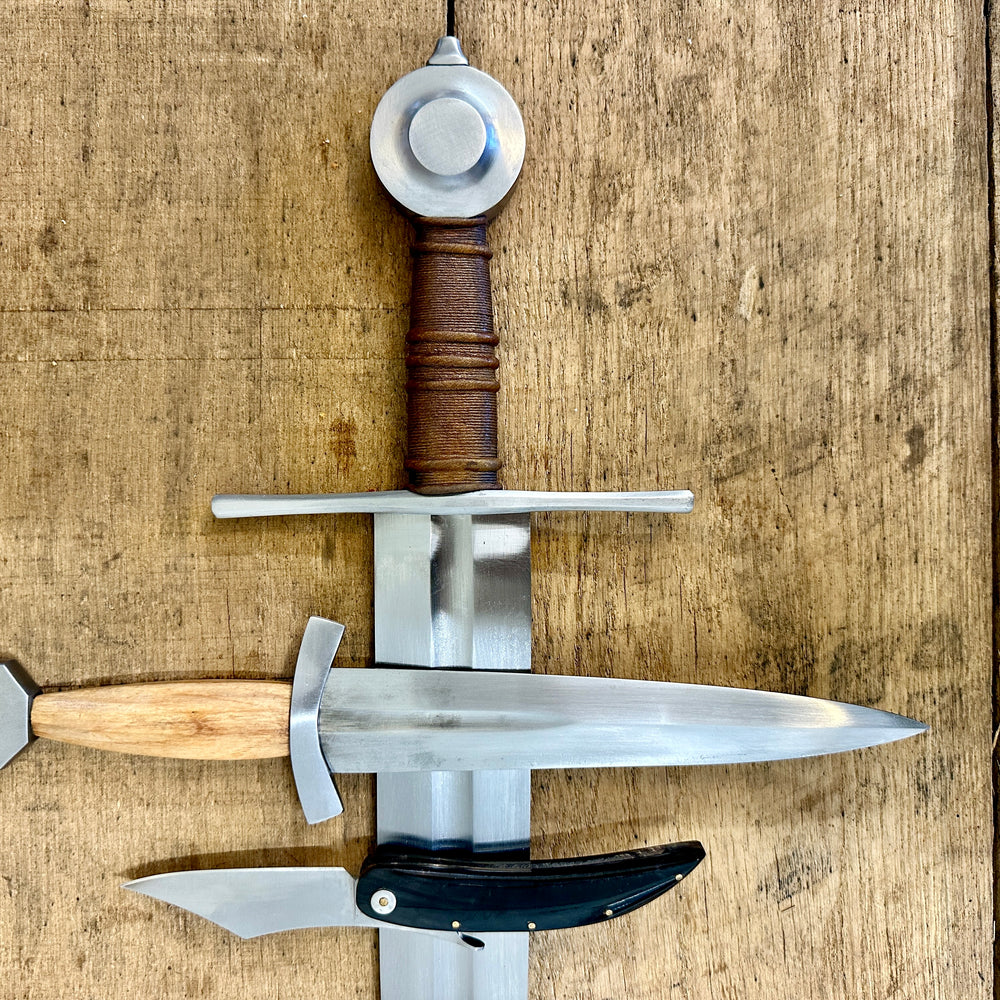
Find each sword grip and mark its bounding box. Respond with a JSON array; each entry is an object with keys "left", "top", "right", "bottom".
[
  {"left": 30, "top": 680, "right": 291, "bottom": 760},
  {"left": 405, "top": 217, "right": 500, "bottom": 495}
]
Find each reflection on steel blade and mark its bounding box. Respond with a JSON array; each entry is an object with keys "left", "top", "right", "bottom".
[
  {"left": 124, "top": 868, "right": 377, "bottom": 938},
  {"left": 124, "top": 868, "right": 481, "bottom": 944},
  {"left": 317, "top": 669, "right": 927, "bottom": 773}
]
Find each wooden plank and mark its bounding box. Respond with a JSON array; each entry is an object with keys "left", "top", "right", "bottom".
[
  {"left": 0, "top": 2, "right": 991, "bottom": 999},
  {"left": 464, "top": 1, "right": 992, "bottom": 997},
  {"left": 0, "top": 3, "right": 434, "bottom": 998}
]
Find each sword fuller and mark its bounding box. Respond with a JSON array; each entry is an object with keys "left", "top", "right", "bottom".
[{"left": 374, "top": 513, "right": 531, "bottom": 1000}]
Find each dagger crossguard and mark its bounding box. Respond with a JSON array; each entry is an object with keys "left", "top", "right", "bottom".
[{"left": 288, "top": 617, "right": 347, "bottom": 823}]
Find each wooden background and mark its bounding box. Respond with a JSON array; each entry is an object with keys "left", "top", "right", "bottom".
[{"left": 0, "top": 1, "right": 991, "bottom": 997}]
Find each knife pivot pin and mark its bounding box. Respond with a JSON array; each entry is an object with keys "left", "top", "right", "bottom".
[{"left": 370, "top": 890, "right": 397, "bottom": 915}]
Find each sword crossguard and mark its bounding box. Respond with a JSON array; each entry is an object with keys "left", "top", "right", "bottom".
[{"left": 212, "top": 490, "right": 695, "bottom": 519}]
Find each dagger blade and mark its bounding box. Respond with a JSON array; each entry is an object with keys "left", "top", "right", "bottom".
[{"left": 316, "top": 668, "right": 926, "bottom": 773}]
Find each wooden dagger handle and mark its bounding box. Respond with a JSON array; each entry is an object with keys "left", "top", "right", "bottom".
[
  {"left": 30, "top": 681, "right": 291, "bottom": 760},
  {"left": 405, "top": 217, "right": 501, "bottom": 495}
]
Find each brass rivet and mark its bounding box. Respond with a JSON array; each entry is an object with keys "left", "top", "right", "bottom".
[
  {"left": 379, "top": 897, "right": 389, "bottom": 908},
  {"left": 604, "top": 909, "right": 613, "bottom": 917},
  {"left": 527, "top": 921, "right": 536, "bottom": 930},
  {"left": 451, "top": 920, "right": 461, "bottom": 929}
]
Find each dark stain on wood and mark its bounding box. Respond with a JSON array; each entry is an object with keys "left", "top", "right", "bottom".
[
  {"left": 903, "top": 423, "right": 928, "bottom": 470},
  {"left": 750, "top": 634, "right": 818, "bottom": 698},
  {"left": 828, "top": 638, "right": 887, "bottom": 706},
  {"left": 38, "top": 224, "right": 59, "bottom": 256},
  {"left": 759, "top": 846, "right": 833, "bottom": 903},
  {"left": 911, "top": 615, "right": 963, "bottom": 672},
  {"left": 329, "top": 416, "right": 358, "bottom": 476}
]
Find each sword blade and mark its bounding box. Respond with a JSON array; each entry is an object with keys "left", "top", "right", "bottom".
[
  {"left": 373, "top": 512, "right": 531, "bottom": 1000},
  {"left": 318, "top": 669, "right": 926, "bottom": 772}
]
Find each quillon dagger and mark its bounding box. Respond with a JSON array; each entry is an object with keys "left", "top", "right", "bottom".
[{"left": 0, "top": 618, "right": 926, "bottom": 802}]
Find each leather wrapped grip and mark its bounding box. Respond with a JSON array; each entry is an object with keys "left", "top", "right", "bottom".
[{"left": 405, "top": 217, "right": 500, "bottom": 495}]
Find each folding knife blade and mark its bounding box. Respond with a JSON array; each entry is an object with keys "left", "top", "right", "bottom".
[{"left": 123, "top": 868, "right": 379, "bottom": 939}]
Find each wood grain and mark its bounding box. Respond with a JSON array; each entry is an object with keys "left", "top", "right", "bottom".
[
  {"left": 31, "top": 681, "right": 291, "bottom": 759},
  {"left": 0, "top": 2, "right": 991, "bottom": 999}
]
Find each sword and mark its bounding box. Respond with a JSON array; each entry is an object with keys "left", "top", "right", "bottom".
[{"left": 219, "top": 34, "right": 700, "bottom": 1000}]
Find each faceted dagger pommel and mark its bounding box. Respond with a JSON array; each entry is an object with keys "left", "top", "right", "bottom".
[{"left": 0, "top": 661, "right": 40, "bottom": 768}]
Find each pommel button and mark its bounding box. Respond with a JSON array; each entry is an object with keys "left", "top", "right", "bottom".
[{"left": 408, "top": 98, "right": 488, "bottom": 176}]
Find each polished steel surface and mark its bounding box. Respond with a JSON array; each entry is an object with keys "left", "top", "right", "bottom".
[
  {"left": 288, "top": 616, "right": 345, "bottom": 823},
  {"left": 318, "top": 668, "right": 927, "bottom": 772},
  {"left": 409, "top": 98, "right": 488, "bottom": 176},
  {"left": 374, "top": 513, "right": 531, "bottom": 1000},
  {"left": 0, "top": 661, "right": 40, "bottom": 769},
  {"left": 211, "top": 489, "right": 695, "bottom": 519},
  {"left": 123, "top": 869, "right": 471, "bottom": 947},
  {"left": 124, "top": 868, "right": 376, "bottom": 938},
  {"left": 369, "top": 36, "right": 525, "bottom": 219}
]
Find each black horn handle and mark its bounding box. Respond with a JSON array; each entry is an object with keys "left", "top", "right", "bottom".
[{"left": 356, "top": 841, "right": 706, "bottom": 933}]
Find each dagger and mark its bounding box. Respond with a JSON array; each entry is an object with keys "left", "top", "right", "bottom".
[{"left": 0, "top": 617, "right": 925, "bottom": 802}]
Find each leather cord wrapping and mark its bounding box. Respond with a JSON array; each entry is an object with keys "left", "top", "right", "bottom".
[{"left": 405, "top": 217, "right": 501, "bottom": 494}]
